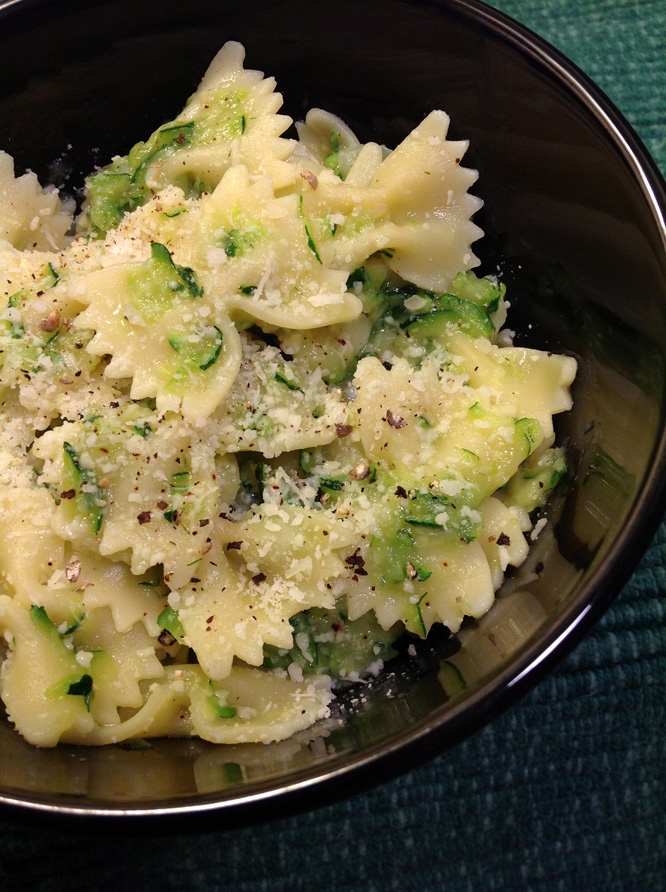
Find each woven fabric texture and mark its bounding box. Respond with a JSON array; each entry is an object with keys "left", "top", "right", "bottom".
[{"left": 1, "top": 1, "right": 665, "bottom": 890}]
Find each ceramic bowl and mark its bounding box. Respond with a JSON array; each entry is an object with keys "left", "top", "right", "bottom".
[{"left": 0, "top": 0, "right": 665, "bottom": 829}]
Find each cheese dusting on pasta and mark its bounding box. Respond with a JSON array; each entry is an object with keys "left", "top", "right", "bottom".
[{"left": 0, "top": 42, "right": 575, "bottom": 747}]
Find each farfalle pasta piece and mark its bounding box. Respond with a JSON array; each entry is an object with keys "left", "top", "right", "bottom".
[
  {"left": 352, "top": 355, "right": 546, "bottom": 498},
  {"left": 175, "top": 503, "right": 358, "bottom": 679},
  {"left": 478, "top": 497, "right": 531, "bottom": 590},
  {"left": 344, "top": 527, "right": 494, "bottom": 636},
  {"left": 0, "top": 597, "right": 95, "bottom": 746},
  {"left": 68, "top": 606, "right": 165, "bottom": 727},
  {"left": 0, "top": 598, "right": 163, "bottom": 746},
  {"left": 369, "top": 110, "right": 483, "bottom": 290},
  {"left": 212, "top": 330, "right": 349, "bottom": 458},
  {"left": 32, "top": 407, "right": 239, "bottom": 589},
  {"left": 81, "top": 41, "right": 296, "bottom": 237},
  {"left": 73, "top": 242, "right": 243, "bottom": 418},
  {"left": 150, "top": 41, "right": 297, "bottom": 192},
  {"left": 186, "top": 664, "right": 333, "bottom": 745},
  {"left": 194, "top": 165, "right": 360, "bottom": 329},
  {"left": 58, "top": 664, "right": 332, "bottom": 746},
  {"left": 344, "top": 497, "right": 528, "bottom": 637},
  {"left": 294, "top": 108, "right": 363, "bottom": 173},
  {"left": 0, "top": 262, "right": 113, "bottom": 428},
  {"left": 0, "top": 483, "right": 66, "bottom": 607},
  {"left": 0, "top": 151, "right": 74, "bottom": 252},
  {"left": 35, "top": 547, "right": 166, "bottom": 638},
  {"left": 296, "top": 110, "right": 482, "bottom": 290},
  {"left": 443, "top": 331, "right": 577, "bottom": 440}
]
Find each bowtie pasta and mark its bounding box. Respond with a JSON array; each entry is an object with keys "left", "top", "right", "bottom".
[{"left": 0, "top": 42, "right": 575, "bottom": 748}]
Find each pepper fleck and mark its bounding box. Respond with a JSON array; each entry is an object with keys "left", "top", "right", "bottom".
[{"left": 386, "top": 410, "right": 404, "bottom": 428}]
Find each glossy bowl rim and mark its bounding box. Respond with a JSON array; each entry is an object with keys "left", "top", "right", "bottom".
[{"left": 0, "top": 0, "right": 665, "bottom": 829}]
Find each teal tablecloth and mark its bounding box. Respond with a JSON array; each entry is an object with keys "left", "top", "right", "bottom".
[{"left": 2, "top": 1, "right": 666, "bottom": 889}]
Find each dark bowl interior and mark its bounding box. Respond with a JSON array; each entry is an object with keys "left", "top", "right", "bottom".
[{"left": 0, "top": 0, "right": 665, "bottom": 829}]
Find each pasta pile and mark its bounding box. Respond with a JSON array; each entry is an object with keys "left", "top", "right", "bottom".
[{"left": 0, "top": 43, "right": 575, "bottom": 747}]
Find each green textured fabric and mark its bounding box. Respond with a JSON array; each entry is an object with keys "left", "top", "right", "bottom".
[{"left": 2, "top": 1, "right": 666, "bottom": 890}]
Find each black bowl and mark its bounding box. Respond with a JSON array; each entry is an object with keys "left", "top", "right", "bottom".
[{"left": 0, "top": 0, "right": 665, "bottom": 830}]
